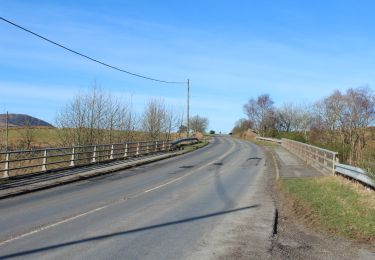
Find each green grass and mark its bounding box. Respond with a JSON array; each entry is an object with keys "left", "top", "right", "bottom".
[{"left": 281, "top": 177, "right": 375, "bottom": 241}]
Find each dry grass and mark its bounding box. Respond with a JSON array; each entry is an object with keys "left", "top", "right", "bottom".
[
  {"left": 0, "top": 127, "right": 58, "bottom": 148},
  {"left": 0, "top": 128, "right": 184, "bottom": 149}
]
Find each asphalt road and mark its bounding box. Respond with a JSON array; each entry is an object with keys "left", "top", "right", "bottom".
[{"left": 0, "top": 136, "right": 269, "bottom": 259}]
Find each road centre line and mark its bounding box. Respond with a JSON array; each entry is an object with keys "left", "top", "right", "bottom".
[{"left": 0, "top": 206, "right": 108, "bottom": 247}]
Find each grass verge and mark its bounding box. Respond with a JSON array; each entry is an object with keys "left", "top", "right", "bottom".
[{"left": 280, "top": 176, "right": 375, "bottom": 241}]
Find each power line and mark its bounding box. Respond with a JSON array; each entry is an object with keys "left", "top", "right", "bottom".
[{"left": 0, "top": 16, "right": 185, "bottom": 84}]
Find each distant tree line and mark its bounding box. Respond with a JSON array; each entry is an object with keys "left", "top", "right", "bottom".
[
  {"left": 234, "top": 87, "right": 375, "bottom": 170},
  {"left": 0, "top": 86, "right": 210, "bottom": 150},
  {"left": 55, "top": 86, "right": 209, "bottom": 147}
]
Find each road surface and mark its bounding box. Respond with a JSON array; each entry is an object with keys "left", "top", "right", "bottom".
[{"left": 0, "top": 136, "right": 273, "bottom": 259}]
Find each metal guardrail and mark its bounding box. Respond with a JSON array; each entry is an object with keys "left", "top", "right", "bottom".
[
  {"left": 0, "top": 140, "right": 172, "bottom": 178},
  {"left": 335, "top": 163, "right": 375, "bottom": 189},
  {"left": 255, "top": 137, "right": 282, "bottom": 144},
  {"left": 256, "top": 136, "right": 374, "bottom": 189},
  {"left": 171, "top": 138, "right": 199, "bottom": 147}
]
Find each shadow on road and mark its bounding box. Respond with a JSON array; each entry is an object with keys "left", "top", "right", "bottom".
[{"left": 0, "top": 205, "right": 259, "bottom": 259}]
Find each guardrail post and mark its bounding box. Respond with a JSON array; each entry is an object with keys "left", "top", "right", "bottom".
[
  {"left": 42, "top": 150, "right": 47, "bottom": 171},
  {"left": 3, "top": 153, "right": 9, "bottom": 178},
  {"left": 333, "top": 154, "right": 338, "bottom": 174},
  {"left": 110, "top": 145, "right": 114, "bottom": 160},
  {"left": 70, "top": 147, "right": 75, "bottom": 166},
  {"left": 136, "top": 143, "right": 140, "bottom": 156},
  {"left": 124, "top": 143, "right": 128, "bottom": 158},
  {"left": 323, "top": 153, "right": 327, "bottom": 166},
  {"left": 92, "top": 146, "right": 97, "bottom": 163}
]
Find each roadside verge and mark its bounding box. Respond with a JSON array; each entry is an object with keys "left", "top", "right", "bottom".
[{"left": 251, "top": 139, "right": 375, "bottom": 258}]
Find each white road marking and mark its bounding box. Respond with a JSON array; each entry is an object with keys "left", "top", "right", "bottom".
[
  {"left": 0, "top": 205, "right": 108, "bottom": 247},
  {"left": 0, "top": 138, "right": 238, "bottom": 247}
]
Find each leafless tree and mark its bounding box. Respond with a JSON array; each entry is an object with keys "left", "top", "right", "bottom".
[
  {"left": 237, "top": 87, "right": 375, "bottom": 168},
  {"left": 310, "top": 87, "right": 375, "bottom": 165},
  {"left": 243, "top": 94, "right": 275, "bottom": 136},
  {"left": 17, "top": 115, "right": 37, "bottom": 149},
  {"left": 141, "top": 98, "right": 167, "bottom": 140},
  {"left": 277, "top": 103, "right": 300, "bottom": 132},
  {"left": 190, "top": 115, "right": 209, "bottom": 133},
  {"left": 341, "top": 87, "right": 375, "bottom": 164},
  {"left": 164, "top": 108, "right": 183, "bottom": 140},
  {"left": 232, "top": 118, "right": 253, "bottom": 135},
  {"left": 56, "top": 86, "right": 136, "bottom": 146}
]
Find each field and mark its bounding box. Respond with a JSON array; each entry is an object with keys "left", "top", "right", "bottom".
[
  {"left": 0, "top": 127, "right": 193, "bottom": 150},
  {"left": 0, "top": 127, "right": 59, "bottom": 148}
]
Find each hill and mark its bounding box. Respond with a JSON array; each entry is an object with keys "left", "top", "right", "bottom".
[{"left": 0, "top": 114, "right": 54, "bottom": 128}]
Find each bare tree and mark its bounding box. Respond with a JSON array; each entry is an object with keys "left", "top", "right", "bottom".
[
  {"left": 190, "top": 115, "right": 209, "bottom": 133},
  {"left": 232, "top": 118, "right": 253, "bottom": 135},
  {"left": 116, "top": 98, "right": 138, "bottom": 142},
  {"left": 310, "top": 87, "right": 375, "bottom": 165},
  {"left": 56, "top": 86, "right": 105, "bottom": 145},
  {"left": 164, "top": 108, "right": 183, "bottom": 140},
  {"left": 141, "top": 98, "right": 167, "bottom": 140},
  {"left": 243, "top": 94, "right": 275, "bottom": 136},
  {"left": 17, "top": 115, "right": 37, "bottom": 149},
  {"left": 56, "top": 85, "right": 136, "bottom": 146},
  {"left": 277, "top": 103, "right": 301, "bottom": 132},
  {"left": 342, "top": 87, "right": 375, "bottom": 164}
]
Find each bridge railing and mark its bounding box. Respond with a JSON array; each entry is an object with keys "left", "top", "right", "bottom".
[
  {"left": 0, "top": 140, "right": 172, "bottom": 178},
  {"left": 254, "top": 136, "right": 374, "bottom": 188},
  {"left": 335, "top": 163, "right": 375, "bottom": 189},
  {"left": 281, "top": 138, "right": 338, "bottom": 175},
  {"left": 255, "top": 136, "right": 282, "bottom": 144},
  {"left": 171, "top": 138, "right": 199, "bottom": 148}
]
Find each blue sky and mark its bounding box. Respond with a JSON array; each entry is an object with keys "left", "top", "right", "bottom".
[{"left": 1, "top": 0, "right": 375, "bottom": 132}]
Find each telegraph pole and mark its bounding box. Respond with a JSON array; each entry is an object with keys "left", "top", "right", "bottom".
[
  {"left": 5, "top": 111, "right": 8, "bottom": 151},
  {"left": 187, "top": 79, "right": 190, "bottom": 137}
]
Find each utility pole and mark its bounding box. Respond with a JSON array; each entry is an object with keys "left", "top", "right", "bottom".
[
  {"left": 5, "top": 111, "right": 8, "bottom": 151},
  {"left": 187, "top": 79, "right": 190, "bottom": 137}
]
